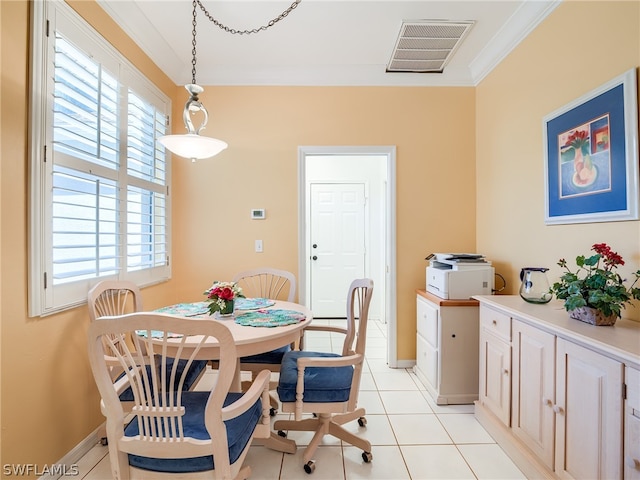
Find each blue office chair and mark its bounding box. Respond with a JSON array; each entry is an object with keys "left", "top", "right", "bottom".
[{"left": 274, "top": 278, "right": 374, "bottom": 474}]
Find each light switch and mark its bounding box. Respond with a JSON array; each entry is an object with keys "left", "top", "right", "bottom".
[
  {"left": 251, "top": 209, "right": 266, "bottom": 219},
  {"left": 255, "top": 240, "right": 263, "bottom": 253}
]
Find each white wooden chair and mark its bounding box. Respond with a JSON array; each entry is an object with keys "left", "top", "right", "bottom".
[
  {"left": 87, "top": 312, "right": 272, "bottom": 480},
  {"left": 232, "top": 268, "right": 296, "bottom": 304},
  {"left": 274, "top": 278, "right": 374, "bottom": 474},
  {"left": 88, "top": 280, "right": 144, "bottom": 323},
  {"left": 87, "top": 281, "right": 208, "bottom": 405},
  {"left": 232, "top": 268, "right": 297, "bottom": 414}
]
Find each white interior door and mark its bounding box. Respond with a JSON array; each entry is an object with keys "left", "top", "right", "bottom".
[{"left": 310, "top": 183, "right": 365, "bottom": 317}]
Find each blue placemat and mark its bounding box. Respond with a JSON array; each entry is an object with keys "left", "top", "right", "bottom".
[
  {"left": 141, "top": 301, "right": 211, "bottom": 338},
  {"left": 135, "top": 329, "right": 183, "bottom": 338},
  {"left": 235, "top": 297, "right": 277, "bottom": 310},
  {"left": 235, "top": 309, "right": 306, "bottom": 327},
  {"left": 155, "top": 301, "right": 210, "bottom": 318}
]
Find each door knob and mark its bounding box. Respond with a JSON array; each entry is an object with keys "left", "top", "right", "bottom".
[
  {"left": 312, "top": 244, "right": 317, "bottom": 248},
  {"left": 312, "top": 256, "right": 318, "bottom": 261},
  {"left": 625, "top": 455, "right": 640, "bottom": 469}
]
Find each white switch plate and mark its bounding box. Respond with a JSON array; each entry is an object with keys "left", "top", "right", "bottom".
[{"left": 255, "top": 240, "right": 263, "bottom": 253}]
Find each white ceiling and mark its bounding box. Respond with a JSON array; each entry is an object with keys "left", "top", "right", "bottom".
[{"left": 97, "top": 0, "right": 560, "bottom": 87}]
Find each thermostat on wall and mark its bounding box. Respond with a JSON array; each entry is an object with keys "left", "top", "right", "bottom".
[{"left": 251, "top": 209, "right": 266, "bottom": 219}]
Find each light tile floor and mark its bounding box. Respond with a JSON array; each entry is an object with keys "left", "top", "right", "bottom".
[{"left": 77, "top": 318, "right": 527, "bottom": 479}]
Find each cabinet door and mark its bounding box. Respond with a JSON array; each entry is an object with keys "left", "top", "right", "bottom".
[
  {"left": 479, "top": 330, "right": 511, "bottom": 426},
  {"left": 511, "top": 320, "right": 555, "bottom": 469},
  {"left": 625, "top": 367, "right": 640, "bottom": 480},
  {"left": 555, "top": 338, "right": 623, "bottom": 480}
]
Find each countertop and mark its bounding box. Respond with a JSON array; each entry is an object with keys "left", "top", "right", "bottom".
[
  {"left": 416, "top": 289, "right": 479, "bottom": 307},
  {"left": 474, "top": 294, "right": 640, "bottom": 369}
]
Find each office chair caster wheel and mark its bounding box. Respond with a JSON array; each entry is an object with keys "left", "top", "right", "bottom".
[
  {"left": 358, "top": 417, "right": 367, "bottom": 427},
  {"left": 362, "top": 451, "right": 373, "bottom": 463},
  {"left": 277, "top": 430, "right": 287, "bottom": 438},
  {"left": 304, "top": 461, "right": 315, "bottom": 474},
  {"left": 270, "top": 407, "right": 277, "bottom": 417}
]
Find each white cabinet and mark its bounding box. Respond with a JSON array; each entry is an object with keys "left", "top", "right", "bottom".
[
  {"left": 415, "top": 291, "right": 479, "bottom": 405},
  {"left": 479, "top": 304, "right": 511, "bottom": 425},
  {"left": 625, "top": 367, "right": 640, "bottom": 480},
  {"left": 474, "top": 296, "right": 639, "bottom": 480}
]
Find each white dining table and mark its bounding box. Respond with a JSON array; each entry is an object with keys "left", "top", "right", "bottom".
[
  {"left": 156, "top": 299, "right": 310, "bottom": 361},
  {"left": 153, "top": 299, "right": 313, "bottom": 453}
]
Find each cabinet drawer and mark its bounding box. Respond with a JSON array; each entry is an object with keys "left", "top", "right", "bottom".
[
  {"left": 480, "top": 305, "right": 511, "bottom": 341},
  {"left": 417, "top": 332, "right": 438, "bottom": 390},
  {"left": 417, "top": 296, "right": 438, "bottom": 347}
]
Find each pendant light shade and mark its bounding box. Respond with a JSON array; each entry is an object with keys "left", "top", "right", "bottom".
[
  {"left": 158, "top": 84, "right": 227, "bottom": 162},
  {"left": 158, "top": 133, "right": 228, "bottom": 162}
]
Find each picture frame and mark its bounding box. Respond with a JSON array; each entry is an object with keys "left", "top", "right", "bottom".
[{"left": 543, "top": 68, "right": 639, "bottom": 225}]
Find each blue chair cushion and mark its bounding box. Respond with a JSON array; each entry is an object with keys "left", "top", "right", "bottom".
[
  {"left": 277, "top": 351, "right": 354, "bottom": 403},
  {"left": 118, "top": 358, "right": 208, "bottom": 402},
  {"left": 124, "top": 391, "right": 262, "bottom": 473},
  {"left": 240, "top": 344, "right": 291, "bottom": 364}
]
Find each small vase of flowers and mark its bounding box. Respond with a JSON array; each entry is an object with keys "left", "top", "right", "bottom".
[
  {"left": 204, "top": 281, "right": 245, "bottom": 317},
  {"left": 551, "top": 243, "right": 640, "bottom": 326}
]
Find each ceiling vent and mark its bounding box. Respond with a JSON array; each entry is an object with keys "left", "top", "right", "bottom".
[{"left": 387, "top": 20, "right": 475, "bottom": 73}]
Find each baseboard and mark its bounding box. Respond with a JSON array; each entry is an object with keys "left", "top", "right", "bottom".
[
  {"left": 39, "top": 422, "right": 105, "bottom": 480},
  {"left": 394, "top": 359, "right": 415, "bottom": 369}
]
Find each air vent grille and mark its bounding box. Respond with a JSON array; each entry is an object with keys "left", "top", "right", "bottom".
[{"left": 387, "top": 20, "right": 474, "bottom": 73}]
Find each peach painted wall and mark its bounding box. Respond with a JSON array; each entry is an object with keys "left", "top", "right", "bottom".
[{"left": 476, "top": 0, "right": 640, "bottom": 320}]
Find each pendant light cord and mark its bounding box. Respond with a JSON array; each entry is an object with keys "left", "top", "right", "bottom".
[
  {"left": 191, "top": 0, "right": 198, "bottom": 85},
  {"left": 190, "top": 0, "right": 302, "bottom": 84},
  {"left": 196, "top": 0, "right": 302, "bottom": 36}
]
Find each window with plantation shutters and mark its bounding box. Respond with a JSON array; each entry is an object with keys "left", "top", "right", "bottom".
[{"left": 29, "top": 0, "right": 172, "bottom": 315}]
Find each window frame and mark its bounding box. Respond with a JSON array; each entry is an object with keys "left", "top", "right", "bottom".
[{"left": 29, "top": 0, "right": 172, "bottom": 316}]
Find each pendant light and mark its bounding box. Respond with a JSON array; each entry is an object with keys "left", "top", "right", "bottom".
[
  {"left": 158, "top": 0, "right": 302, "bottom": 162},
  {"left": 158, "top": 1, "right": 226, "bottom": 162}
]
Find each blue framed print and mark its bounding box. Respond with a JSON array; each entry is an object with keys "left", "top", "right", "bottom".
[{"left": 543, "top": 69, "right": 638, "bottom": 225}]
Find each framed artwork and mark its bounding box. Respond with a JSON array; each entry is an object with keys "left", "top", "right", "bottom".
[{"left": 543, "top": 68, "right": 639, "bottom": 225}]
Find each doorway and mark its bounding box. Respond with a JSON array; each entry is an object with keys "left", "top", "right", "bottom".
[{"left": 298, "top": 146, "right": 397, "bottom": 367}]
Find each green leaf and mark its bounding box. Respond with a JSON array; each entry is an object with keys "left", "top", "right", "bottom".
[
  {"left": 583, "top": 254, "right": 600, "bottom": 267},
  {"left": 565, "top": 295, "right": 586, "bottom": 310}
]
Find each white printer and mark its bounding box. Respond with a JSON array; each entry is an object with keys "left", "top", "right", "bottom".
[{"left": 426, "top": 253, "right": 494, "bottom": 300}]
